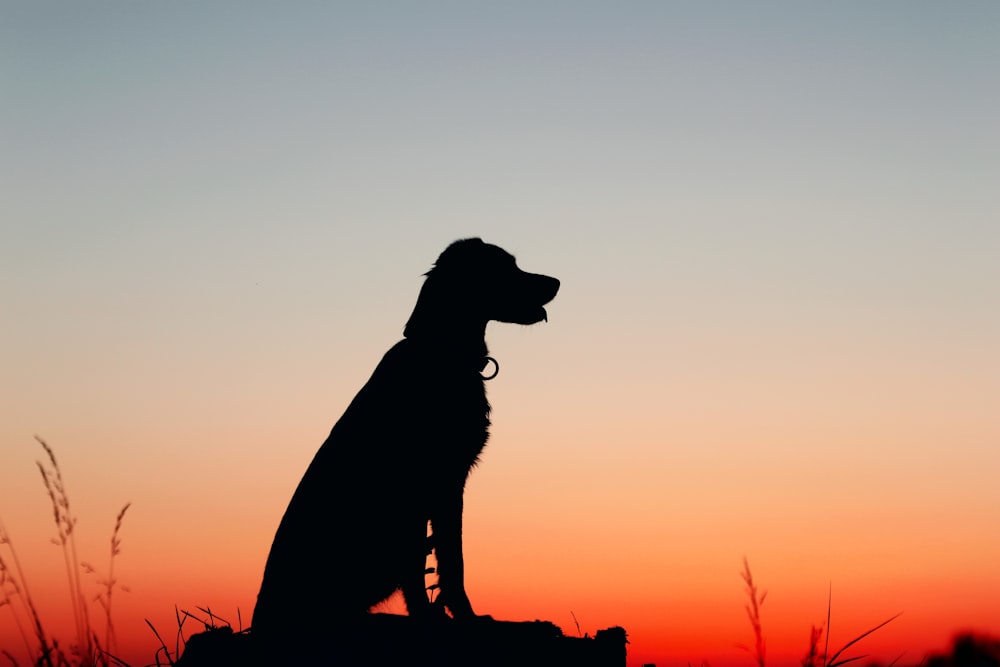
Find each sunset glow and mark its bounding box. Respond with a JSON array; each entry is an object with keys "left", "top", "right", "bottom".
[{"left": 3, "top": 3, "right": 998, "bottom": 666}]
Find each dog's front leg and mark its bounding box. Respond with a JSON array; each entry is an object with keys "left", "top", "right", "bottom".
[{"left": 430, "top": 493, "right": 477, "bottom": 620}]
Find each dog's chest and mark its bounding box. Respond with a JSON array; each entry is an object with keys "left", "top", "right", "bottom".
[
  {"left": 353, "top": 342, "right": 492, "bottom": 465},
  {"left": 417, "top": 369, "right": 491, "bottom": 446}
]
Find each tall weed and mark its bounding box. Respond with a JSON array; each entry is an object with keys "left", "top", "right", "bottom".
[{"left": 0, "top": 437, "right": 130, "bottom": 667}]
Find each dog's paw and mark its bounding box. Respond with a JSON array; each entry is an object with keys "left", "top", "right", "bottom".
[{"left": 438, "top": 591, "right": 477, "bottom": 621}]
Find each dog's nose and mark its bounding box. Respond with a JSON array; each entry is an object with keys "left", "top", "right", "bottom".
[{"left": 541, "top": 275, "right": 560, "bottom": 303}]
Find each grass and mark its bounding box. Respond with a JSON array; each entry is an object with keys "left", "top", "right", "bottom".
[
  {"left": 1, "top": 439, "right": 245, "bottom": 667},
  {"left": 738, "top": 556, "right": 904, "bottom": 667},
  {"left": 739, "top": 557, "right": 768, "bottom": 667},
  {"left": 0, "top": 437, "right": 130, "bottom": 667},
  {"left": 144, "top": 605, "right": 247, "bottom": 667}
]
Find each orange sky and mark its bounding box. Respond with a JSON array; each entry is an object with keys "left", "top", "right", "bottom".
[
  {"left": 3, "top": 4, "right": 999, "bottom": 666},
  {"left": 3, "top": 368, "right": 997, "bottom": 667}
]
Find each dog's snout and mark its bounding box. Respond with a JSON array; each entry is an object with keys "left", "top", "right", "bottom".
[
  {"left": 527, "top": 272, "right": 559, "bottom": 305},
  {"left": 505, "top": 271, "right": 558, "bottom": 325},
  {"left": 541, "top": 275, "right": 559, "bottom": 303}
]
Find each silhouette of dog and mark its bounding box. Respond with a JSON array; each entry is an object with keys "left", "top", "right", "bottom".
[{"left": 252, "top": 238, "right": 559, "bottom": 652}]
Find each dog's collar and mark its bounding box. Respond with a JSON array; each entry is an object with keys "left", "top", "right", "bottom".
[{"left": 480, "top": 356, "right": 499, "bottom": 381}]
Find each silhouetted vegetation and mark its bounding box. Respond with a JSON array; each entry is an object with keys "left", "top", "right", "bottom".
[
  {"left": 148, "top": 606, "right": 248, "bottom": 667},
  {"left": 739, "top": 557, "right": 903, "bottom": 667},
  {"left": 0, "top": 437, "right": 130, "bottom": 667}
]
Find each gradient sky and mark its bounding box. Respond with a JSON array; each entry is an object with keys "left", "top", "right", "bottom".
[{"left": 2, "top": 3, "right": 998, "bottom": 666}]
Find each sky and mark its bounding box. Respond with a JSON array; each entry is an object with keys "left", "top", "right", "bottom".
[{"left": 2, "top": 2, "right": 998, "bottom": 665}]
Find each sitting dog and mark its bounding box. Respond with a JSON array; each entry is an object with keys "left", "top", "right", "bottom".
[{"left": 252, "top": 238, "right": 559, "bottom": 653}]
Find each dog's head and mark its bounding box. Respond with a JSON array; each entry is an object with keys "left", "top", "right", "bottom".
[{"left": 404, "top": 238, "right": 560, "bottom": 339}]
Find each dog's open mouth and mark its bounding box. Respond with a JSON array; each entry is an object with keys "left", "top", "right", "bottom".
[{"left": 501, "top": 305, "right": 549, "bottom": 325}]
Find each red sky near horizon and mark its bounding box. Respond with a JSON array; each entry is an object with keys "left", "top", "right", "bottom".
[{"left": 2, "top": 4, "right": 998, "bottom": 666}]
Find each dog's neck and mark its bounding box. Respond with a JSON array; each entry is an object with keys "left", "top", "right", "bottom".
[
  {"left": 402, "top": 321, "right": 490, "bottom": 372},
  {"left": 402, "top": 270, "right": 494, "bottom": 372}
]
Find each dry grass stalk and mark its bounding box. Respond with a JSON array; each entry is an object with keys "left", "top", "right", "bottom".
[
  {"left": 144, "top": 617, "right": 175, "bottom": 667},
  {"left": 143, "top": 604, "right": 242, "bottom": 667},
  {"left": 84, "top": 502, "right": 131, "bottom": 658},
  {"left": 1, "top": 518, "right": 52, "bottom": 663},
  {"left": 825, "top": 611, "right": 903, "bottom": 667},
  {"left": 802, "top": 624, "right": 825, "bottom": 667},
  {"left": 740, "top": 557, "right": 902, "bottom": 667},
  {"left": 739, "top": 557, "right": 767, "bottom": 667},
  {"left": 1, "top": 438, "right": 130, "bottom": 667},
  {"left": 35, "top": 435, "right": 94, "bottom": 662},
  {"left": 1, "top": 514, "right": 58, "bottom": 666}
]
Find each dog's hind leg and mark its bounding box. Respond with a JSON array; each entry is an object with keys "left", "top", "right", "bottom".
[{"left": 399, "top": 520, "right": 440, "bottom": 619}]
